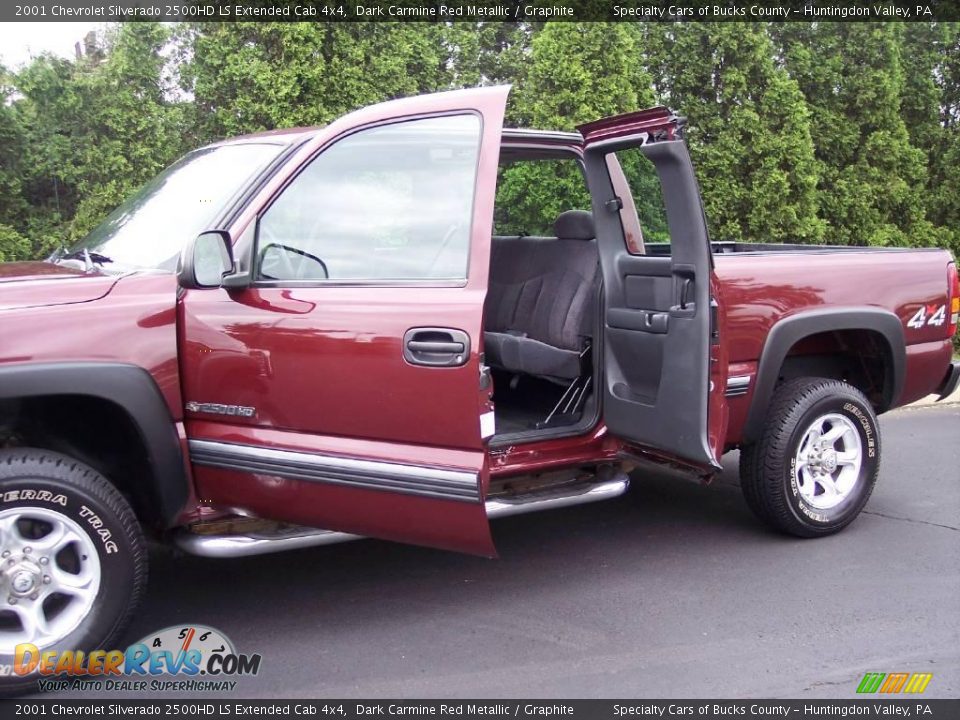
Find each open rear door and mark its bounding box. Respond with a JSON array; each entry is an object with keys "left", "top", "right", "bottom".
[{"left": 579, "top": 108, "right": 725, "bottom": 470}]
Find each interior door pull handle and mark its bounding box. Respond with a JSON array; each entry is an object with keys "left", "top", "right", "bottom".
[{"left": 679, "top": 278, "right": 692, "bottom": 309}]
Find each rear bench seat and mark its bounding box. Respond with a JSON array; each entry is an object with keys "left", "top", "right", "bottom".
[{"left": 484, "top": 210, "right": 599, "bottom": 383}]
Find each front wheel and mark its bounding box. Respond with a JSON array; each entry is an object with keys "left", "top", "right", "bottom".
[
  {"left": 739, "top": 378, "right": 880, "bottom": 538},
  {"left": 0, "top": 450, "right": 147, "bottom": 695}
]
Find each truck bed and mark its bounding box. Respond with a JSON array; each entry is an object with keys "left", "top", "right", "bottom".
[{"left": 706, "top": 244, "right": 954, "bottom": 445}]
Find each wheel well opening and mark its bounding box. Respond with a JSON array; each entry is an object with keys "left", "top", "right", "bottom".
[
  {"left": 778, "top": 329, "right": 894, "bottom": 411},
  {"left": 0, "top": 394, "right": 162, "bottom": 529}
]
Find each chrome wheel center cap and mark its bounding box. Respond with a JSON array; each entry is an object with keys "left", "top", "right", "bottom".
[
  {"left": 821, "top": 450, "right": 838, "bottom": 473},
  {"left": 10, "top": 569, "right": 36, "bottom": 595}
]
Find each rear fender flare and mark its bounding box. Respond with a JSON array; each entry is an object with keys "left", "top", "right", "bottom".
[{"left": 742, "top": 308, "right": 905, "bottom": 443}]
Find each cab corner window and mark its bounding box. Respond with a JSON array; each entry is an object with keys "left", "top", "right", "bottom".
[{"left": 256, "top": 114, "right": 481, "bottom": 283}]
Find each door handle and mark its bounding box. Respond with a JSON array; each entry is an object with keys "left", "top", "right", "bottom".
[
  {"left": 407, "top": 340, "right": 465, "bottom": 354},
  {"left": 403, "top": 328, "right": 471, "bottom": 367},
  {"left": 671, "top": 265, "right": 697, "bottom": 318},
  {"left": 679, "top": 277, "right": 692, "bottom": 309},
  {"left": 607, "top": 308, "right": 669, "bottom": 333}
]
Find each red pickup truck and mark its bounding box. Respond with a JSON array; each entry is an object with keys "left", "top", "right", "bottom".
[{"left": 0, "top": 87, "right": 957, "bottom": 687}]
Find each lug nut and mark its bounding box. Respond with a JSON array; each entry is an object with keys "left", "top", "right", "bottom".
[
  {"left": 29, "top": 593, "right": 38, "bottom": 600},
  {"left": 6, "top": 559, "right": 14, "bottom": 566},
  {"left": 1, "top": 551, "right": 9, "bottom": 558},
  {"left": 39, "top": 557, "right": 48, "bottom": 565},
  {"left": 8, "top": 597, "right": 16, "bottom": 605},
  {"left": 43, "top": 576, "right": 50, "bottom": 584},
  {"left": 22, "top": 547, "right": 30, "bottom": 554}
]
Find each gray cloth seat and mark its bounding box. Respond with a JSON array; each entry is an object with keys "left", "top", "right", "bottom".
[{"left": 484, "top": 210, "right": 599, "bottom": 382}]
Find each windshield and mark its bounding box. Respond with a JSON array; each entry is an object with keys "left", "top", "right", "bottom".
[{"left": 70, "top": 142, "right": 286, "bottom": 270}]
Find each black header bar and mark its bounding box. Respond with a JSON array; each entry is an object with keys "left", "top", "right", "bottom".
[
  {"left": 1, "top": 700, "right": 959, "bottom": 720},
  {"left": 3, "top": 0, "right": 960, "bottom": 23}
]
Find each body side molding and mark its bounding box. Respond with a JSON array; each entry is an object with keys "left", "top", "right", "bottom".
[
  {"left": 0, "top": 362, "right": 188, "bottom": 525},
  {"left": 742, "top": 307, "right": 906, "bottom": 443},
  {"left": 725, "top": 375, "right": 751, "bottom": 398},
  {"left": 188, "top": 440, "right": 482, "bottom": 503}
]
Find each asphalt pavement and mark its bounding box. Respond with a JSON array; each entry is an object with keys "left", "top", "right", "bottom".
[{"left": 57, "top": 404, "right": 960, "bottom": 699}]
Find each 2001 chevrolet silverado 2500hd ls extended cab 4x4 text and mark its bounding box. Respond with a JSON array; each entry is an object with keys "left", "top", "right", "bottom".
[{"left": 0, "top": 87, "right": 956, "bottom": 690}]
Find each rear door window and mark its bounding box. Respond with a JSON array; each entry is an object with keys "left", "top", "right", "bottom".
[{"left": 494, "top": 157, "right": 591, "bottom": 236}]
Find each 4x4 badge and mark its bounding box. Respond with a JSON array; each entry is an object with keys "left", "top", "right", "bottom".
[{"left": 185, "top": 402, "right": 256, "bottom": 418}]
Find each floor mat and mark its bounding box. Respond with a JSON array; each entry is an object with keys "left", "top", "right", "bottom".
[{"left": 491, "top": 371, "right": 584, "bottom": 434}]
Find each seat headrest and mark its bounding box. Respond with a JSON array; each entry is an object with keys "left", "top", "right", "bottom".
[{"left": 553, "top": 210, "right": 595, "bottom": 241}]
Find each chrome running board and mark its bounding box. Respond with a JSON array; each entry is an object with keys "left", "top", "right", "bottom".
[
  {"left": 485, "top": 473, "right": 629, "bottom": 519},
  {"left": 175, "top": 474, "right": 630, "bottom": 558},
  {"left": 174, "top": 525, "right": 361, "bottom": 559}
]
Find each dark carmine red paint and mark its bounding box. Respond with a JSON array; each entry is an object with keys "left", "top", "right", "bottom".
[
  {"left": 0, "top": 89, "right": 955, "bottom": 558},
  {"left": 716, "top": 251, "right": 954, "bottom": 445},
  {"left": 0, "top": 272, "right": 183, "bottom": 413},
  {"left": 0, "top": 262, "right": 121, "bottom": 311}
]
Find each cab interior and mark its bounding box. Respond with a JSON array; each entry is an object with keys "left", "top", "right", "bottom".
[
  {"left": 485, "top": 140, "right": 600, "bottom": 442},
  {"left": 484, "top": 134, "right": 668, "bottom": 444}
]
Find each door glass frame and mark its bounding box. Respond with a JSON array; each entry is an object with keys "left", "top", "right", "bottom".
[{"left": 248, "top": 110, "right": 485, "bottom": 290}]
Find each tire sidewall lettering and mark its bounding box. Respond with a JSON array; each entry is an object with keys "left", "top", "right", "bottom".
[
  {"left": 0, "top": 489, "right": 68, "bottom": 507},
  {"left": 78, "top": 504, "right": 120, "bottom": 555},
  {"left": 1, "top": 487, "right": 120, "bottom": 556},
  {"left": 842, "top": 401, "right": 877, "bottom": 459},
  {"left": 0, "top": 478, "right": 135, "bottom": 669},
  {"left": 785, "top": 394, "right": 879, "bottom": 527}
]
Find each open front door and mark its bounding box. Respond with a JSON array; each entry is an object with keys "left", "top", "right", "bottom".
[
  {"left": 579, "top": 108, "right": 726, "bottom": 470},
  {"left": 181, "top": 87, "right": 508, "bottom": 556}
]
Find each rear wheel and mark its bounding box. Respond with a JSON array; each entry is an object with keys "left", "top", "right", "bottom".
[
  {"left": 740, "top": 378, "right": 880, "bottom": 537},
  {"left": 0, "top": 450, "right": 147, "bottom": 695}
]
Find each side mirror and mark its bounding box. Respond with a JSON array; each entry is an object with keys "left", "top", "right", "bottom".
[{"left": 177, "top": 231, "right": 246, "bottom": 290}]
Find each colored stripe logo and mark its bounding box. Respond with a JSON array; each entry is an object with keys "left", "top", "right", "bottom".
[{"left": 857, "top": 672, "right": 932, "bottom": 694}]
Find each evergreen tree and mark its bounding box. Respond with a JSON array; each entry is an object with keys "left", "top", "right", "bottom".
[
  {"left": 183, "top": 23, "right": 454, "bottom": 141},
  {"left": 652, "top": 23, "right": 823, "bottom": 244},
  {"left": 778, "top": 23, "right": 935, "bottom": 247},
  {"left": 0, "top": 21, "right": 956, "bottom": 264},
  {"left": 498, "top": 23, "right": 655, "bottom": 234},
  {"left": 518, "top": 22, "right": 652, "bottom": 127},
  {"left": 443, "top": 22, "right": 534, "bottom": 100},
  {"left": 900, "top": 22, "right": 960, "bottom": 258},
  {"left": 12, "top": 24, "right": 185, "bottom": 251},
  {"left": 0, "top": 64, "right": 30, "bottom": 260}
]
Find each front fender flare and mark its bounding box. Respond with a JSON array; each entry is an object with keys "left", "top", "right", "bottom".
[{"left": 0, "top": 362, "right": 187, "bottom": 526}]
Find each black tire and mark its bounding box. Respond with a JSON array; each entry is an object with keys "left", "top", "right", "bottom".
[
  {"left": 739, "top": 378, "right": 880, "bottom": 538},
  {"left": 0, "top": 449, "right": 147, "bottom": 696}
]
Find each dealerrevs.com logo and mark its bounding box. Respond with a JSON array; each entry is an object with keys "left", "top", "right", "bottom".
[{"left": 13, "top": 624, "right": 261, "bottom": 693}]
